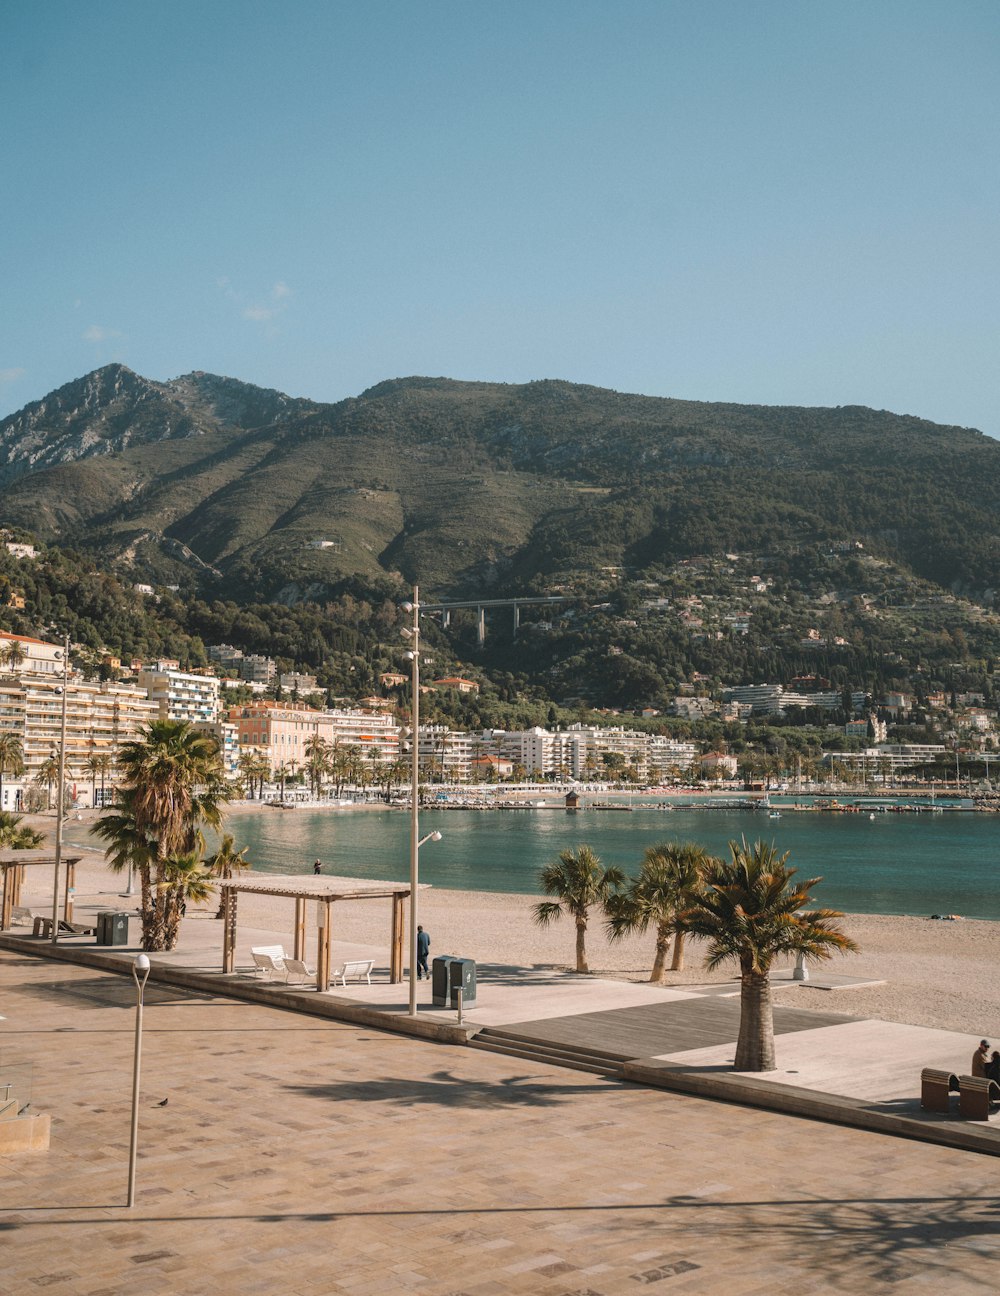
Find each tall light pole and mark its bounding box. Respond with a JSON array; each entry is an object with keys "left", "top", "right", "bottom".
[
  {"left": 50, "top": 633, "right": 70, "bottom": 945},
  {"left": 127, "top": 953, "right": 150, "bottom": 1208},
  {"left": 402, "top": 588, "right": 422, "bottom": 1016}
]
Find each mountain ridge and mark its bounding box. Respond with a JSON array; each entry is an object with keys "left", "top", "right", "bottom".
[{"left": 1, "top": 366, "right": 998, "bottom": 602}]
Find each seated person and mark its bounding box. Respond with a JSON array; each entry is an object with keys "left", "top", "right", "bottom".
[
  {"left": 972, "top": 1040, "right": 991, "bottom": 1077},
  {"left": 987, "top": 1051, "right": 1000, "bottom": 1084}
]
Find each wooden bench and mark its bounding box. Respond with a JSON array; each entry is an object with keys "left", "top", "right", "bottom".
[
  {"left": 958, "top": 1075, "right": 1000, "bottom": 1121},
  {"left": 331, "top": 959, "right": 375, "bottom": 987},
  {"left": 31, "top": 916, "right": 97, "bottom": 938},
  {"left": 920, "top": 1068, "right": 960, "bottom": 1112}
]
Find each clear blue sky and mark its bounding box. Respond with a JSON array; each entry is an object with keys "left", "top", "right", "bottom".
[{"left": 2, "top": 1, "right": 997, "bottom": 433}]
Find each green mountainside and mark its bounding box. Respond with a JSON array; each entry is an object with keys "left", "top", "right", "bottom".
[
  {"left": 2, "top": 365, "right": 999, "bottom": 602},
  {"left": 2, "top": 366, "right": 1000, "bottom": 719}
]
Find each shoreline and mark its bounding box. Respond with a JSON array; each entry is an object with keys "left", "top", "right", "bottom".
[{"left": 9, "top": 817, "right": 1000, "bottom": 1043}]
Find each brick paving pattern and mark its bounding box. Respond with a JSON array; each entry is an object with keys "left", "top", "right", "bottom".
[{"left": 1, "top": 951, "right": 997, "bottom": 1295}]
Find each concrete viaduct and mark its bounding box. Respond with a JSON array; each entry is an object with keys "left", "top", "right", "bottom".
[{"left": 420, "top": 596, "right": 569, "bottom": 647}]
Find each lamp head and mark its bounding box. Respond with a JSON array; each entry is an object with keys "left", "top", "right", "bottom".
[
  {"left": 401, "top": 601, "right": 414, "bottom": 613},
  {"left": 133, "top": 953, "right": 150, "bottom": 985},
  {"left": 429, "top": 831, "right": 442, "bottom": 842}
]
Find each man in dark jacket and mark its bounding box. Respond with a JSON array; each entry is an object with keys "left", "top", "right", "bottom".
[{"left": 417, "top": 925, "right": 430, "bottom": 980}]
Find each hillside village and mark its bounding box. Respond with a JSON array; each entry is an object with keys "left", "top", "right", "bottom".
[{"left": 3, "top": 529, "right": 1000, "bottom": 810}]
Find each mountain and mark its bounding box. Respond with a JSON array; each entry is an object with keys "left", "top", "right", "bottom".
[{"left": 1, "top": 365, "right": 998, "bottom": 601}]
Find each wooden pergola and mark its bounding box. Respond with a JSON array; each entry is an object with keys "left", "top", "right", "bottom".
[
  {"left": 0, "top": 851, "right": 84, "bottom": 931},
  {"left": 219, "top": 874, "right": 429, "bottom": 992}
]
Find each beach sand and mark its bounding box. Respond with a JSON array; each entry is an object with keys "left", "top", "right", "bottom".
[{"left": 12, "top": 807, "right": 1000, "bottom": 1040}]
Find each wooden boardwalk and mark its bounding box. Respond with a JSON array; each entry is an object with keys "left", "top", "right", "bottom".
[{"left": 494, "top": 996, "right": 859, "bottom": 1060}]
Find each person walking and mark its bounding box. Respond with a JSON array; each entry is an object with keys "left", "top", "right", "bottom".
[{"left": 417, "top": 925, "right": 430, "bottom": 980}]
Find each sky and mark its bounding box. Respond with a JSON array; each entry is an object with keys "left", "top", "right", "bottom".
[{"left": 1, "top": 1, "right": 998, "bottom": 434}]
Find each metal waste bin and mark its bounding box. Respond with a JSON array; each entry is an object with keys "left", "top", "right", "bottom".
[
  {"left": 96, "top": 911, "right": 129, "bottom": 946},
  {"left": 431, "top": 955, "right": 456, "bottom": 1007},
  {"left": 449, "top": 957, "right": 476, "bottom": 1008}
]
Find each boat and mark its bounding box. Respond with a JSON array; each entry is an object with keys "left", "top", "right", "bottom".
[{"left": 768, "top": 811, "right": 781, "bottom": 820}]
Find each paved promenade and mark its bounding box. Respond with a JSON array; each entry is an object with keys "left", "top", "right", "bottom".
[{"left": 2, "top": 950, "right": 999, "bottom": 1295}]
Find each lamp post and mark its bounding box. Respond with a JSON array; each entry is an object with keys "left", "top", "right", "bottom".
[
  {"left": 127, "top": 952, "right": 150, "bottom": 1208},
  {"left": 50, "top": 633, "right": 70, "bottom": 945},
  {"left": 401, "top": 588, "right": 444, "bottom": 1015}
]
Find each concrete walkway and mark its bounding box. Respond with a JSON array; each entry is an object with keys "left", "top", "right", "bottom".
[{"left": 3, "top": 890, "right": 997, "bottom": 1158}]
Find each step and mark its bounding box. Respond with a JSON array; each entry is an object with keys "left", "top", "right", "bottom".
[
  {"left": 478, "top": 1026, "right": 626, "bottom": 1064},
  {"left": 469, "top": 1029, "right": 624, "bottom": 1078}
]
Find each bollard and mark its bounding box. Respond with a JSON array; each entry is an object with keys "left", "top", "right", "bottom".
[
  {"left": 456, "top": 986, "right": 464, "bottom": 1026},
  {"left": 793, "top": 951, "right": 809, "bottom": 981}
]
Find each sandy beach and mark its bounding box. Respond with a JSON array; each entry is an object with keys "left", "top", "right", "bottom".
[{"left": 7, "top": 804, "right": 996, "bottom": 1043}]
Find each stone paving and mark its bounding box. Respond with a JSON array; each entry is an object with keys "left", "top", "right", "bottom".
[{"left": 2, "top": 950, "right": 999, "bottom": 1295}]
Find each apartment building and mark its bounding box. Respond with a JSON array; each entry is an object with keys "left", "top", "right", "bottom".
[
  {"left": 0, "top": 671, "right": 158, "bottom": 809},
  {"left": 230, "top": 702, "right": 401, "bottom": 773},
  {"left": 138, "top": 663, "right": 221, "bottom": 725}
]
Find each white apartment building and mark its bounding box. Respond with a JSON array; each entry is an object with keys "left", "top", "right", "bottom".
[
  {"left": 0, "top": 671, "right": 158, "bottom": 810},
  {"left": 139, "top": 663, "right": 221, "bottom": 725},
  {"left": 476, "top": 725, "right": 700, "bottom": 783},
  {"left": 0, "top": 630, "right": 63, "bottom": 676},
  {"left": 821, "top": 743, "right": 947, "bottom": 777},
  {"left": 416, "top": 726, "right": 475, "bottom": 781}
]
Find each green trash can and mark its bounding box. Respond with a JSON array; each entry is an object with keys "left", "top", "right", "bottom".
[
  {"left": 96, "top": 911, "right": 130, "bottom": 946},
  {"left": 449, "top": 957, "right": 476, "bottom": 1008}
]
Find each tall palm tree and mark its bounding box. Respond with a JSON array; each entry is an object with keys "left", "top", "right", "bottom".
[
  {"left": 95, "top": 720, "right": 229, "bottom": 951},
  {"left": 676, "top": 838, "right": 857, "bottom": 1071},
  {"left": 605, "top": 842, "right": 712, "bottom": 982},
  {"left": 206, "top": 832, "right": 251, "bottom": 918},
  {"left": 158, "top": 851, "right": 216, "bottom": 949},
  {"left": 533, "top": 845, "right": 626, "bottom": 974},
  {"left": 35, "top": 753, "right": 61, "bottom": 811},
  {"left": 0, "top": 730, "right": 24, "bottom": 811}
]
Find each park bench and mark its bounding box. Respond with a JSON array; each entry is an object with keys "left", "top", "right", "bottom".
[
  {"left": 250, "top": 945, "right": 288, "bottom": 981},
  {"left": 11, "top": 906, "right": 45, "bottom": 928},
  {"left": 958, "top": 1075, "right": 1000, "bottom": 1121},
  {"left": 920, "top": 1068, "right": 961, "bottom": 1113},
  {"left": 31, "top": 916, "right": 97, "bottom": 938},
  {"left": 331, "top": 959, "right": 375, "bottom": 987}
]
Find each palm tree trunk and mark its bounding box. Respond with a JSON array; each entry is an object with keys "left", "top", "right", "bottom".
[
  {"left": 575, "top": 918, "right": 589, "bottom": 973},
  {"left": 650, "top": 923, "right": 670, "bottom": 983},
  {"left": 734, "top": 969, "right": 776, "bottom": 1071},
  {"left": 670, "top": 930, "right": 688, "bottom": 971}
]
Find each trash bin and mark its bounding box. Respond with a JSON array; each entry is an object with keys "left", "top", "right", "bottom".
[
  {"left": 431, "top": 955, "right": 456, "bottom": 1007},
  {"left": 449, "top": 957, "right": 477, "bottom": 1008},
  {"left": 96, "top": 911, "right": 130, "bottom": 946}
]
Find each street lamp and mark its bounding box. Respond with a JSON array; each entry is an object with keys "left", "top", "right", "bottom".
[
  {"left": 127, "top": 952, "right": 150, "bottom": 1208},
  {"left": 50, "top": 634, "right": 70, "bottom": 945},
  {"left": 402, "top": 587, "right": 444, "bottom": 1016}
]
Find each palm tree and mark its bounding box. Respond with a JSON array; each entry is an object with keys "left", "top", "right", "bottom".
[
  {"left": 158, "top": 851, "right": 216, "bottom": 949},
  {"left": 0, "top": 810, "right": 45, "bottom": 848},
  {"left": 606, "top": 842, "right": 712, "bottom": 982},
  {"left": 533, "top": 845, "right": 626, "bottom": 974},
  {"left": 35, "top": 753, "right": 61, "bottom": 811},
  {"left": 0, "top": 731, "right": 24, "bottom": 811},
  {"left": 304, "top": 735, "right": 329, "bottom": 798},
  {"left": 95, "top": 720, "right": 229, "bottom": 951},
  {"left": 1, "top": 638, "right": 26, "bottom": 674},
  {"left": 86, "top": 752, "right": 103, "bottom": 809},
  {"left": 676, "top": 838, "right": 857, "bottom": 1071},
  {"left": 206, "top": 832, "right": 251, "bottom": 918},
  {"left": 94, "top": 753, "right": 113, "bottom": 807}
]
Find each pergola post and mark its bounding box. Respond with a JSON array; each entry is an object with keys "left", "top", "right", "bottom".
[
  {"left": 0, "top": 866, "right": 12, "bottom": 931},
  {"left": 222, "top": 887, "right": 237, "bottom": 973},
  {"left": 294, "top": 897, "right": 306, "bottom": 960},
  {"left": 391, "top": 891, "right": 405, "bottom": 983},
  {"left": 316, "top": 899, "right": 331, "bottom": 991}
]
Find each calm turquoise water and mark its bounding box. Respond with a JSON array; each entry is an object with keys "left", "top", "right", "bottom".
[{"left": 224, "top": 804, "right": 1000, "bottom": 919}]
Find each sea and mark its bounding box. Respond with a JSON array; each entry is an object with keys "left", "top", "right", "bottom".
[{"left": 223, "top": 798, "right": 1000, "bottom": 920}]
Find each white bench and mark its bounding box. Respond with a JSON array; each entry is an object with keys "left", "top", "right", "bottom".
[
  {"left": 331, "top": 959, "right": 375, "bottom": 987},
  {"left": 12, "top": 906, "right": 44, "bottom": 928},
  {"left": 250, "top": 945, "right": 288, "bottom": 980}
]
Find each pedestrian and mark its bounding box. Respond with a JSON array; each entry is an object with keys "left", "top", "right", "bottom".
[
  {"left": 313, "top": 859, "right": 322, "bottom": 875},
  {"left": 972, "top": 1039, "right": 991, "bottom": 1077},
  {"left": 417, "top": 924, "right": 430, "bottom": 980}
]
